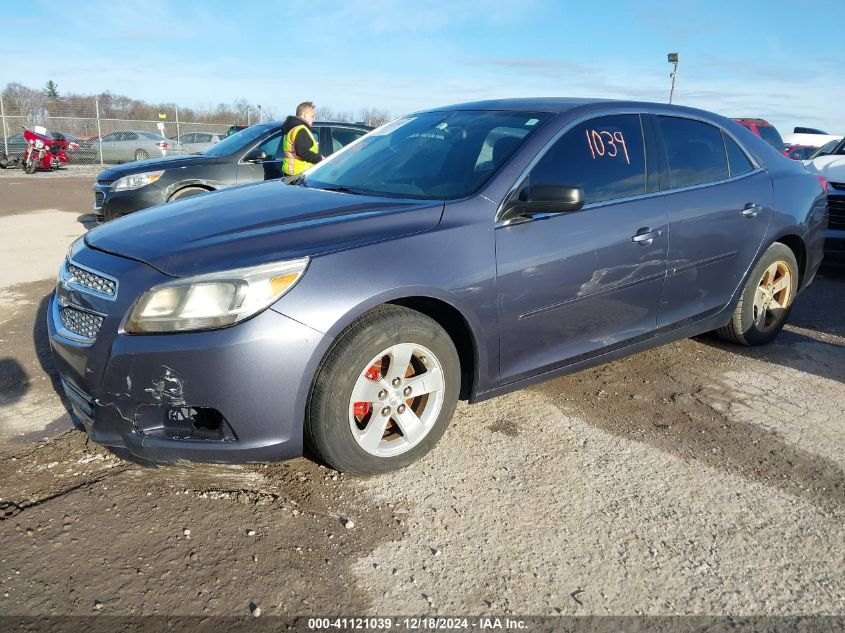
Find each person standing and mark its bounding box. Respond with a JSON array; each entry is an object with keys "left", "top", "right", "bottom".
[{"left": 282, "top": 101, "right": 323, "bottom": 176}]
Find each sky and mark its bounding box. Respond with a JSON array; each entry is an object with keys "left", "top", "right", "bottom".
[{"left": 2, "top": 0, "right": 844, "bottom": 133}]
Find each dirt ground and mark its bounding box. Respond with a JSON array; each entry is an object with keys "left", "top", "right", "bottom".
[{"left": 0, "top": 175, "right": 843, "bottom": 620}]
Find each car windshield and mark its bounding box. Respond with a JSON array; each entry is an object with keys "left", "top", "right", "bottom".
[
  {"left": 303, "top": 110, "right": 550, "bottom": 200},
  {"left": 756, "top": 125, "right": 785, "bottom": 151},
  {"left": 807, "top": 139, "right": 841, "bottom": 159},
  {"left": 202, "top": 124, "right": 274, "bottom": 156}
]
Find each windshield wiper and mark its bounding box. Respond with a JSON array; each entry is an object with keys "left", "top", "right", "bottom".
[{"left": 319, "top": 185, "right": 364, "bottom": 195}]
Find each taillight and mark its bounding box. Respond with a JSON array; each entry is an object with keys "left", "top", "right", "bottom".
[
  {"left": 815, "top": 174, "right": 829, "bottom": 193},
  {"left": 155, "top": 141, "right": 169, "bottom": 149}
]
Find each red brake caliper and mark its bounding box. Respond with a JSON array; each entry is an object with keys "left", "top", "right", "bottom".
[{"left": 353, "top": 364, "right": 381, "bottom": 418}]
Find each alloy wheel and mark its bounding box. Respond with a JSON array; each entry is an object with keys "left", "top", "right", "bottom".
[
  {"left": 752, "top": 260, "right": 792, "bottom": 333},
  {"left": 348, "top": 343, "right": 445, "bottom": 457}
]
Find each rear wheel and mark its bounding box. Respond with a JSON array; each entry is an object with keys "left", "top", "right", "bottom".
[
  {"left": 306, "top": 305, "right": 460, "bottom": 475},
  {"left": 716, "top": 242, "right": 798, "bottom": 346},
  {"left": 134, "top": 149, "right": 149, "bottom": 161}
]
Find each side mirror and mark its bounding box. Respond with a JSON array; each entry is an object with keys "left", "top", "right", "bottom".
[
  {"left": 500, "top": 184, "right": 585, "bottom": 224},
  {"left": 244, "top": 149, "right": 269, "bottom": 163}
]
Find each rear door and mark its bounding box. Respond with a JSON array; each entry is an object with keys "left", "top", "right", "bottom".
[
  {"left": 495, "top": 113, "right": 668, "bottom": 383},
  {"left": 653, "top": 115, "right": 772, "bottom": 328}
]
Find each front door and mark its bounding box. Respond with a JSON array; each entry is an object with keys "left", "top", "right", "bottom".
[
  {"left": 236, "top": 132, "right": 284, "bottom": 183},
  {"left": 652, "top": 116, "right": 773, "bottom": 327},
  {"left": 495, "top": 114, "right": 668, "bottom": 384}
]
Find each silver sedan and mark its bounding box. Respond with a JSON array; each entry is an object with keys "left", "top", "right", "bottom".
[{"left": 91, "top": 131, "right": 183, "bottom": 164}]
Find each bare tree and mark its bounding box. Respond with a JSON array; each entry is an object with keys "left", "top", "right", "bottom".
[
  {"left": 359, "top": 108, "right": 391, "bottom": 127},
  {"left": 314, "top": 105, "right": 353, "bottom": 122}
]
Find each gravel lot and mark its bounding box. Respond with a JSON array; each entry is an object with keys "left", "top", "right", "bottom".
[{"left": 0, "top": 177, "right": 843, "bottom": 620}]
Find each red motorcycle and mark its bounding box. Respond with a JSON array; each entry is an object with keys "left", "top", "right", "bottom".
[{"left": 21, "top": 126, "right": 71, "bottom": 174}]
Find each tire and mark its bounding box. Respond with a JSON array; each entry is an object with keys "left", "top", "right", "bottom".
[
  {"left": 169, "top": 186, "right": 209, "bottom": 202},
  {"left": 716, "top": 242, "right": 799, "bottom": 346},
  {"left": 306, "top": 305, "right": 460, "bottom": 475},
  {"left": 134, "top": 149, "right": 149, "bottom": 161},
  {"left": 25, "top": 154, "right": 38, "bottom": 174}
]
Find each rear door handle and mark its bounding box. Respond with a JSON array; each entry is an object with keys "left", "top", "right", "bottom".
[
  {"left": 631, "top": 227, "right": 663, "bottom": 245},
  {"left": 741, "top": 203, "right": 761, "bottom": 218}
]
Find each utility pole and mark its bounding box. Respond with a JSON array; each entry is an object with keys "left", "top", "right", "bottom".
[{"left": 668, "top": 52, "right": 679, "bottom": 103}]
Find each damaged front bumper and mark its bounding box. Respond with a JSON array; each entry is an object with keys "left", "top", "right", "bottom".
[{"left": 47, "top": 256, "right": 324, "bottom": 463}]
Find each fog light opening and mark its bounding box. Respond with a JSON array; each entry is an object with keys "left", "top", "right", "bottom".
[{"left": 165, "top": 406, "right": 235, "bottom": 441}]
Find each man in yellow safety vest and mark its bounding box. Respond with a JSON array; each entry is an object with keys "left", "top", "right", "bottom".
[{"left": 282, "top": 101, "right": 324, "bottom": 176}]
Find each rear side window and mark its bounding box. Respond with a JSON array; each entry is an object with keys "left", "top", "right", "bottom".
[
  {"left": 659, "top": 117, "right": 728, "bottom": 189},
  {"left": 528, "top": 114, "right": 646, "bottom": 205},
  {"left": 723, "top": 133, "right": 754, "bottom": 177}
]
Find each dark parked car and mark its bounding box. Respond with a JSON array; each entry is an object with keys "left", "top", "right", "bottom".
[
  {"left": 50, "top": 98, "right": 826, "bottom": 474},
  {"left": 225, "top": 124, "right": 249, "bottom": 138},
  {"left": 92, "top": 120, "right": 372, "bottom": 221},
  {"left": 52, "top": 132, "right": 98, "bottom": 164}
]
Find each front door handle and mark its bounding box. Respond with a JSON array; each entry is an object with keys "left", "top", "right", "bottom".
[
  {"left": 741, "top": 203, "right": 761, "bottom": 218},
  {"left": 631, "top": 227, "right": 663, "bottom": 246}
]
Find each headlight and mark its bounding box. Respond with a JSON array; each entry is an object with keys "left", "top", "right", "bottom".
[
  {"left": 112, "top": 171, "right": 164, "bottom": 191},
  {"left": 124, "top": 258, "right": 309, "bottom": 334}
]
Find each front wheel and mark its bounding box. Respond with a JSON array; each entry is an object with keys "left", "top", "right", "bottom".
[
  {"left": 716, "top": 242, "right": 798, "bottom": 346},
  {"left": 24, "top": 152, "right": 38, "bottom": 174},
  {"left": 169, "top": 186, "right": 208, "bottom": 202},
  {"left": 306, "top": 305, "right": 460, "bottom": 475}
]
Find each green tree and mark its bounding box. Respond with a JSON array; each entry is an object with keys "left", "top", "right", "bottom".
[{"left": 43, "top": 81, "right": 59, "bottom": 98}]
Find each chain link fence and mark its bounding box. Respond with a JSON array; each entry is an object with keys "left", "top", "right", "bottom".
[{"left": 1, "top": 96, "right": 251, "bottom": 166}]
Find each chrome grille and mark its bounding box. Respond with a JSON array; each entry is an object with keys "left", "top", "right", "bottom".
[
  {"left": 59, "top": 307, "right": 104, "bottom": 340},
  {"left": 66, "top": 262, "right": 116, "bottom": 296},
  {"left": 94, "top": 191, "right": 105, "bottom": 208}
]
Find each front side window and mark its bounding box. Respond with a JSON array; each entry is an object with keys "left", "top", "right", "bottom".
[
  {"left": 659, "top": 117, "right": 728, "bottom": 189},
  {"left": 526, "top": 114, "right": 646, "bottom": 205},
  {"left": 256, "top": 133, "right": 282, "bottom": 159},
  {"left": 304, "top": 110, "right": 550, "bottom": 200}
]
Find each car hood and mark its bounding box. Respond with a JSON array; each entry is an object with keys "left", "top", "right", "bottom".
[
  {"left": 803, "top": 155, "right": 845, "bottom": 182},
  {"left": 99, "top": 154, "right": 223, "bottom": 178},
  {"left": 85, "top": 180, "right": 444, "bottom": 277}
]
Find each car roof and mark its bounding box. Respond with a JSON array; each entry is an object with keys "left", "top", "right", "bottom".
[
  {"left": 261, "top": 120, "right": 372, "bottom": 130},
  {"left": 406, "top": 98, "right": 740, "bottom": 123}
]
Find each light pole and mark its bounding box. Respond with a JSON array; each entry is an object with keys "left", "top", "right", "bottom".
[{"left": 668, "top": 52, "right": 679, "bottom": 103}]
